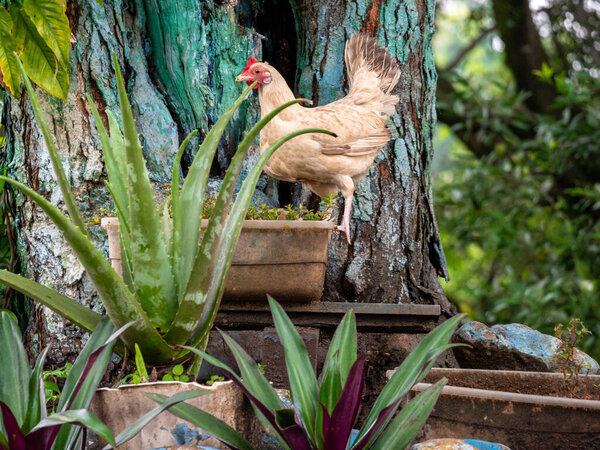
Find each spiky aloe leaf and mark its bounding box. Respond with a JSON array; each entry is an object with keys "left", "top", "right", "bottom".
[
  {"left": 172, "top": 83, "right": 256, "bottom": 301},
  {"left": 165, "top": 97, "right": 321, "bottom": 344},
  {"left": 112, "top": 54, "right": 176, "bottom": 331},
  {"left": 148, "top": 393, "right": 254, "bottom": 450},
  {"left": 0, "top": 269, "right": 102, "bottom": 333},
  {"left": 183, "top": 127, "right": 335, "bottom": 349},
  {"left": 16, "top": 57, "right": 86, "bottom": 234},
  {"left": 0, "top": 176, "right": 179, "bottom": 365}
]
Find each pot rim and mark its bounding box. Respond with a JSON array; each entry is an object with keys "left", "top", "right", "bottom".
[{"left": 412, "top": 382, "right": 600, "bottom": 408}]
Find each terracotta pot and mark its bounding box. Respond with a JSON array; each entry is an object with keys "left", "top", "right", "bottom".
[
  {"left": 88, "top": 381, "right": 264, "bottom": 449},
  {"left": 101, "top": 218, "right": 334, "bottom": 303},
  {"left": 406, "top": 368, "right": 600, "bottom": 449}
]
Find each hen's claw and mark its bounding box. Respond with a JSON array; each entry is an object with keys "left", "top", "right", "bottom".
[{"left": 336, "top": 224, "right": 352, "bottom": 244}]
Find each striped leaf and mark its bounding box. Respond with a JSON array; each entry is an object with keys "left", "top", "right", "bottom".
[
  {"left": 0, "top": 6, "right": 21, "bottom": 97},
  {"left": 22, "top": 0, "right": 70, "bottom": 65}
]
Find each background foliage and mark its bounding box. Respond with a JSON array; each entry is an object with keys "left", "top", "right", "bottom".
[{"left": 433, "top": 0, "right": 600, "bottom": 358}]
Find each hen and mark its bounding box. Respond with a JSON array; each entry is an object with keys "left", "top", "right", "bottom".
[{"left": 235, "top": 34, "right": 400, "bottom": 243}]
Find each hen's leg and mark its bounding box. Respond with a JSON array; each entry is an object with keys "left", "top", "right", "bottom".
[
  {"left": 337, "top": 193, "right": 354, "bottom": 244},
  {"left": 334, "top": 176, "right": 355, "bottom": 244}
]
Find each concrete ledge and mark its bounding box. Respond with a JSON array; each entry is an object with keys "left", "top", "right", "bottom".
[{"left": 216, "top": 302, "right": 441, "bottom": 332}]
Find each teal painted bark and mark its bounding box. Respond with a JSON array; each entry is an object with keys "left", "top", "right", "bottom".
[{"left": 2, "top": 0, "right": 453, "bottom": 367}]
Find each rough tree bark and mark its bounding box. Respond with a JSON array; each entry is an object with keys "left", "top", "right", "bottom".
[{"left": 2, "top": 0, "right": 454, "bottom": 367}]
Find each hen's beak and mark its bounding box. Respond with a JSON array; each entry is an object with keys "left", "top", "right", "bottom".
[{"left": 235, "top": 73, "right": 252, "bottom": 83}]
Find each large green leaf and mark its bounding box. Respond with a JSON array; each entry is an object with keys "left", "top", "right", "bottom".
[
  {"left": 354, "top": 314, "right": 464, "bottom": 446},
  {"left": 268, "top": 297, "right": 319, "bottom": 445},
  {"left": 172, "top": 83, "right": 256, "bottom": 302},
  {"left": 17, "top": 57, "right": 86, "bottom": 235},
  {"left": 22, "top": 0, "right": 70, "bottom": 65},
  {"left": 371, "top": 379, "right": 446, "bottom": 450},
  {"left": 187, "top": 127, "right": 335, "bottom": 348},
  {"left": 0, "top": 176, "right": 179, "bottom": 365},
  {"left": 148, "top": 393, "right": 254, "bottom": 450},
  {"left": 0, "top": 269, "right": 102, "bottom": 332},
  {"left": 113, "top": 54, "right": 176, "bottom": 331},
  {"left": 11, "top": 8, "right": 68, "bottom": 100},
  {"left": 0, "top": 310, "right": 31, "bottom": 428},
  {"left": 0, "top": 6, "right": 21, "bottom": 97}
]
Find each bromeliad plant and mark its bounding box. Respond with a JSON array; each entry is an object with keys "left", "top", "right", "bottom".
[
  {"left": 0, "top": 56, "right": 333, "bottom": 367},
  {"left": 0, "top": 310, "right": 205, "bottom": 450},
  {"left": 150, "top": 297, "right": 465, "bottom": 450}
]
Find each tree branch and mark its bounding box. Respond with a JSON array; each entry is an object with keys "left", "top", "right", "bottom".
[{"left": 442, "top": 26, "right": 496, "bottom": 72}]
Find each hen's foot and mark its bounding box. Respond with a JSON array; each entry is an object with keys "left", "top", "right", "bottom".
[{"left": 336, "top": 224, "right": 351, "bottom": 244}]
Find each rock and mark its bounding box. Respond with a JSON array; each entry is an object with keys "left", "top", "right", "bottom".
[
  {"left": 412, "top": 438, "right": 511, "bottom": 450},
  {"left": 453, "top": 322, "right": 599, "bottom": 374}
]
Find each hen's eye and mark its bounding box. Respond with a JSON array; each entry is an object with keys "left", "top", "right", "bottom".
[{"left": 254, "top": 69, "right": 260, "bottom": 74}]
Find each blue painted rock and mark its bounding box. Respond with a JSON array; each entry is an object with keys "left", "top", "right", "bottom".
[
  {"left": 453, "top": 321, "right": 599, "bottom": 374},
  {"left": 412, "top": 438, "right": 511, "bottom": 449}
]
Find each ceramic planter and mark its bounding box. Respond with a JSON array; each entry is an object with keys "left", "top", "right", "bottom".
[
  {"left": 89, "top": 381, "right": 265, "bottom": 449},
  {"left": 102, "top": 218, "right": 334, "bottom": 303},
  {"left": 409, "top": 368, "right": 600, "bottom": 449}
]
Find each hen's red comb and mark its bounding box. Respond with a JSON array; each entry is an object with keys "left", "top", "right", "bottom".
[{"left": 242, "top": 56, "right": 258, "bottom": 73}]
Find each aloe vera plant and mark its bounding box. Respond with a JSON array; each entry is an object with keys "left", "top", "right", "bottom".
[
  {"left": 151, "top": 297, "right": 465, "bottom": 450},
  {"left": 0, "top": 56, "right": 333, "bottom": 366},
  {"left": 0, "top": 310, "right": 204, "bottom": 450}
]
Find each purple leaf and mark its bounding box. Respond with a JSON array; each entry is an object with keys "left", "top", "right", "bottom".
[
  {"left": 218, "top": 365, "right": 311, "bottom": 450},
  {"left": 351, "top": 399, "right": 401, "bottom": 450},
  {"left": 323, "top": 355, "right": 366, "bottom": 450},
  {"left": 0, "top": 402, "right": 27, "bottom": 450}
]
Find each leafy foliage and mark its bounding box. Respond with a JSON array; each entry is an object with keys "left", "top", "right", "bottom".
[
  {"left": 0, "top": 0, "right": 71, "bottom": 99},
  {"left": 150, "top": 297, "right": 464, "bottom": 450},
  {"left": 434, "top": 0, "right": 600, "bottom": 359},
  {"left": 0, "top": 57, "right": 334, "bottom": 368}
]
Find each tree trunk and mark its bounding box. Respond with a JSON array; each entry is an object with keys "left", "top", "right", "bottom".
[{"left": 3, "top": 0, "right": 454, "bottom": 367}]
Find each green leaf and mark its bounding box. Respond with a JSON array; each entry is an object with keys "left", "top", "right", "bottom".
[
  {"left": 30, "top": 409, "right": 116, "bottom": 449},
  {"left": 134, "top": 344, "right": 148, "bottom": 382},
  {"left": 372, "top": 379, "right": 446, "bottom": 450},
  {"left": 0, "top": 310, "right": 31, "bottom": 429},
  {"left": 113, "top": 54, "right": 177, "bottom": 331},
  {"left": 110, "top": 391, "right": 210, "bottom": 449},
  {"left": 16, "top": 56, "right": 86, "bottom": 237},
  {"left": 95, "top": 0, "right": 103, "bottom": 5},
  {"left": 171, "top": 83, "right": 256, "bottom": 304},
  {"left": 22, "top": 0, "right": 70, "bottom": 65},
  {"left": 11, "top": 8, "right": 68, "bottom": 99},
  {"left": 0, "top": 6, "right": 21, "bottom": 97},
  {"left": 147, "top": 393, "right": 254, "bottom": 450},
  {"left": 187, "top": 127, "right": 335, "bottom": 348},
  {"left": 22, "top": 347, "right": 49, "bottom": 434},
  {"left": 0, "top": 176, "right": 178, "bottom": 365},
  {"left": 0, "top": 269, "right": 102, "bottom": 332},
  {"left": 355, "top": 314, "right": 464, "bottom": 446},
  {"left": 219, "top": 331, "right": 283, "bottom": 411},
  {"left": 323, "top": 309, "right": 356, "bottom": 386},
  {"left": 268, "top": 297, "right": 319, "bottom": 444}
]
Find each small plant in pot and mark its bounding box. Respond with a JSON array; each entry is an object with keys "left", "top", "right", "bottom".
[
  {"left": 150, "top": 297, "right": 465, "bottom": 449},
  {"left": 0, "top": 56, "right": 333, "bottom": 371}
]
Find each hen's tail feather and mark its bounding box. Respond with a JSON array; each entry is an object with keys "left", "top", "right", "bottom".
[{"left": 345, "top": 34, "right": 401, "bottom": 94}]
